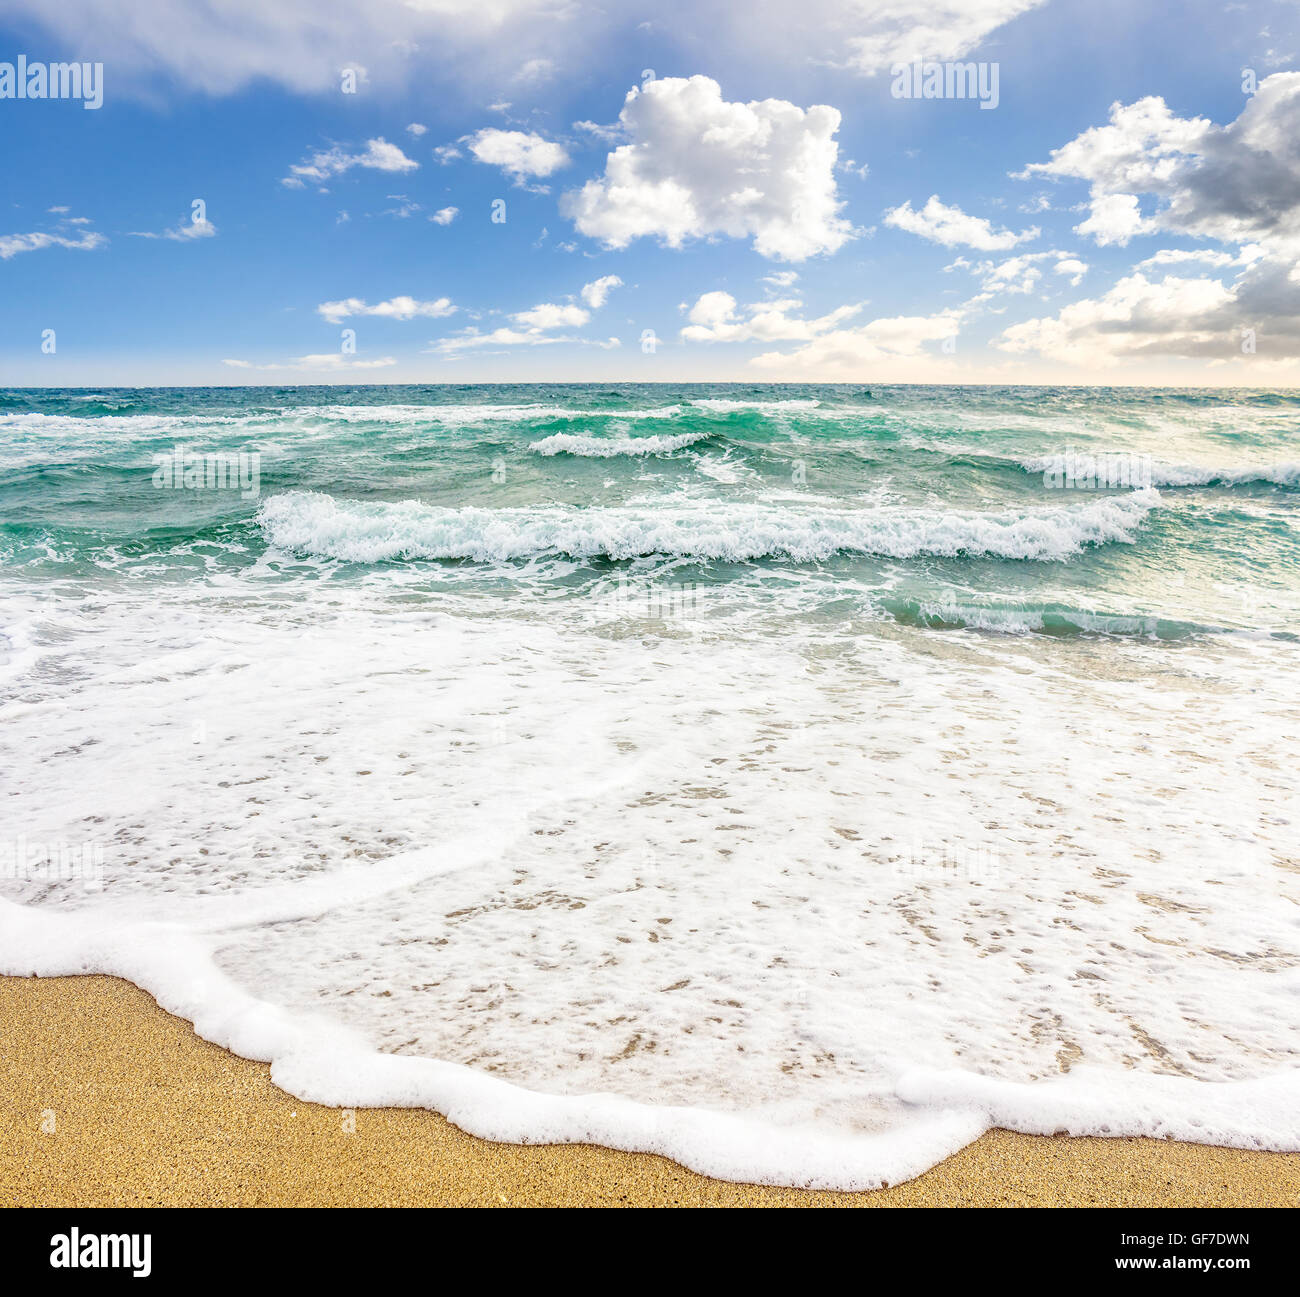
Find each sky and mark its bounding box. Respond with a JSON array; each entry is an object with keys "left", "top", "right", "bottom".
[{"left": 1, "top": 0, "right": 1299, "bottom": 387}]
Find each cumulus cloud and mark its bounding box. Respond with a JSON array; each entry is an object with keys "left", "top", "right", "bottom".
[
  {"left": 316, "top": 296, "right": 457, "bottom": 324},
  {"left": 282, "top": 138, "right": 418, "bottom": 187},
  {"left": 430, "top": 207, "right": 460, "bottom": 225},
  {"left": 996, "top": 256, "right": 1300, "bottom": 366},
  {"left": 1020, "top": 73, "right": 1300, "bottom": 249},
  {"left": 1001, "top": 74, "right": 1300, "bottom": 367},
  {"left": 512, "top": 302, "right": 589, "bottom": 330},
  {"left": 997, "top": 273, "right": 1237, "bottom": 363},
  {"left": 562, "top": 75, "right": 853, "bottom": 262},
  {"left": 748, "top": 308, "right": 968, "bottom": 378},
  {"left": 1053, "top": 256, "right": 1089, "bottom": 286},
  {"left": 431, "top": 298, "right": 598, "bottom": 353},
  {"left": 680, "top": 291, "right": 862, "bottom": 342},
  {"left": 466, "top": 128, "right": 570, "bottom": 183},
  {"left": 580, "top": 274, "right": 623, "bottom": 307},
  {"left": 884, "top": 195, "right": 1038, "bottom": 250},
  {"left": 1073, "top": 193, "right": 1153, "bottom": 248},
  {"left": 945, "top": 249, "right": 1087, "bottom": 295}
]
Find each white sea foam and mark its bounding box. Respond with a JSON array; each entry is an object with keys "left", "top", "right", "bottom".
[
  {"left": 2, "top": 582, "right": 1297, "bottom": 1188},
  {"left": 0, "top": 403, "right": 688, "bottom": 440},
  {"left": 289, "top": 403, "right": 686, "bottom": 426},
  {"left": 690, "top": 397, "right": 821, "bottom": 413},
  {"left": 528, "top": 430, "right": 708, "bottom": 457},
  {"left": 1019, "top": 454, "right": 1300, "bottom": 488},
  {"left": 257, "top": 489, "right": 1161, "bottom": 564},
  {"left": 1147, "top": 461, "right": 1300, "bottom": 488},
  {"left": 693, "top": 455, "right": 746, "bottom": 483}
]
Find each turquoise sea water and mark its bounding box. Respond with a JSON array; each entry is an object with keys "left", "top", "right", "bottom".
[
  {"left": 2, "top": 383, "right": 1298, "bottom": 637},
  {"left": 2, "top": 384, "right": 1298, "bottom": 1188}
]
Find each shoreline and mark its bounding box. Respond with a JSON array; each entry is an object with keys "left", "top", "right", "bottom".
[{"left": 2, "top": 974, "right": 1296, "bottom": 1208}]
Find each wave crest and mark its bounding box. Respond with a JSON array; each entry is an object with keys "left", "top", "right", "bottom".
[
  {"left": 257, "top": 489, "right": 1161, "bottom": 564},
  {"left": 529, "top": 430, "right": 708, "bottom": 457}
]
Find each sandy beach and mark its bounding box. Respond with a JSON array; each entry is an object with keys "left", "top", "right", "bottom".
[{"left": 2, "top": 974, "right": 1295, "bottom": 1209}]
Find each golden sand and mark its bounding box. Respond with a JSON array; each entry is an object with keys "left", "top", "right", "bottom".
[{"left": 2, "top": 974, "right": 1296, "bottom": 1208}]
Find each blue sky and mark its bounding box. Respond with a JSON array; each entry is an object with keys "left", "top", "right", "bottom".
[{"left": 1, "top": 0, "right": 1299, "bottom": 385}]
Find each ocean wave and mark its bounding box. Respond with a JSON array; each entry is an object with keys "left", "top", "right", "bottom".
[
  {"left": 292, "top": 403, "right": 686, "bottom": 425},
  {"left": 257, "top": 489, "right": 1161, "bottom": 564},
  {"left": 1019, "top": 454, "right": 1300, "bottom": 489},
  {"left": 690, "top": 398, "right": 821, "bottom": 413},
  {"left": 882, "top": 597, "right": 1217, "bottom": 639},
  {"left": 1147, "top": 461, "right": 1300, "bottom": 488},
  {"left": 0, "top": 411, "right": 257, "bottom": 436},
  {"left": 0, "top": 403, "right": 688, "bottom": 437},
  {"left": 529, "top": 430, "right": 708, "bottom": 457}
]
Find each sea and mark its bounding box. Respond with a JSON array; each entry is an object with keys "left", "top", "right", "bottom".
[{"left": 1, "top": 382, "right": 1297, "bottom": 1189}]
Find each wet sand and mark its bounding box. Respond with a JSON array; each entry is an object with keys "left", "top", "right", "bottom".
[{"left": 2, "top": 974, "right": 1296, "bottom": 1208}]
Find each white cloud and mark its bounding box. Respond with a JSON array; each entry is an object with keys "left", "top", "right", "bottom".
[
  {"left": 1134, "top": 246, "right": 1263, "bottom": 271},
  {"left": 466, "top": 128, "right": 570, "bottom": 183},
  {"left": 129, "top": 217, "right": 218, "bottom": 242},
  {"left": 748, "top": 308, "right": 967, "bottom": 378},
  {"left": 837, "top": 0, "right": 1047, "bottom": 72},
  {"left": 382, "top": 196, "right": 422, "bottom": 219},
  {"left": 1020, "top": 74, "right": 1300, "bottom": 249},
  {"left": 580, "top": 274, "right": 623, "bottom": 307},
  {"left": 884, "top": 195, "right": 1038, "bottom": 250},
  {"left": 997, "top": 273, "right": 1238, "bottom": 365},
  {"left": 0, "top": 0, "right": 585, "bottom": 97},
  {"left": 573, "top": 119, "right": 624, "bottom": 143},
  {"left": 562, "top": 75, "right": 853, "bottom": 262},
  {"left": 0, "top": 224, "right": 106, "bottom": 259},
  {"left": 406, "top": 122, "right": 428, "bottom": 137},
  {"left": 1073, "top": 193, "right": 1152, "bottom": 247},
  {"left": 316, "top": 296, "right": 457, "bottom": 323},
  {"left": 512, "top": 302, "right": 589, "bottom": 330},
  {"left": 0, "top": 0, "right": 1051, "bottom": 119},
  {"left": 430, "top": 207, "right": 460, "bottom": 225},
  {"left": 431, "top": 297, "right": 600, "bottom": 353},
  {"left": 996, "top": 254, "right": 1300, "bottom": 367},
  {"left": 1053, "top": 256, "right": 1088, "bottom": 286},
  {"left": 680, "top": 291, "right": 863, "bottom": 342},
  {"left": 283, "top": 137, "right": 418, "bottom": 187},
  {"left": 223, "top": 354, "right": 397, "bottom": 371},
  {"left": 1003, "top": 73, "right": 1300, "bottom": 366},
  {"left": 515, "top": 57, "right": 555, "bottom": 82},
  {"left": 945, "top": 249, "right": 1086, "bottom": 295}
]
